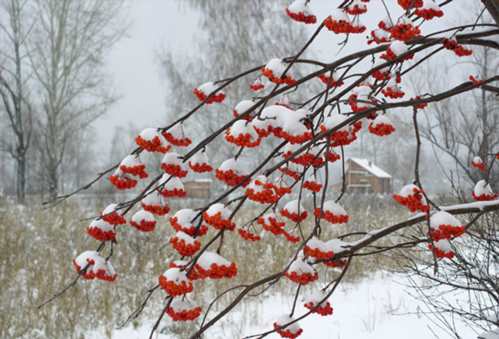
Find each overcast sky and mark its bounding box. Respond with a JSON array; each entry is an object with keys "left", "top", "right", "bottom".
[
  {"left": 98, "top": 1, "right": 468, "bottom": 156},
  {"left": 99, "top": 0, "right": 198, "bottom": 149}
]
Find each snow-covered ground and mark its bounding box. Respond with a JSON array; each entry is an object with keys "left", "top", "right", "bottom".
[{"left": 89, "top": 272, "right": 478, "bottom": 339}]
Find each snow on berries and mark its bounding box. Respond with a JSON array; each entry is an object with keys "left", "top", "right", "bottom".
[
  {"left": 393, "top": 184, "right": 429, "bottom": 213},
  {"left": 225, "top": 120, "right": 261, "bottom": 148},
  {"left": 348, "top": 84, "right": 375, "bottom": 114},
  {"left": 167, "top": 260, "right": 202, "bottom": 280},
  {"left": 324, "top": 9, "right": 365, "bottom": 34},
  {"left": 314, "top": 201, "right": 349, "bottom": 224},
  {"left": 320, "top": 113, "right": 355, "bottom": 147},
  {"left": 252, "top": 104, "right": 288, "bottom": 138},
  {"left": 168, "top": 259, "right": 189, "bottom": 270},
  {"left": 203, "top": 203, "right": 236, "bottom": 231},
  {"left": 194, "top": 251, "right": 237, "bottom": 279},
  {"left": 253, "top": 104, "right": 312, "bottom": 144},
  {"left": 382, "top": 76, "right": 405, "bottom": 99},
  {"left": 193, "top": 82, "right": 225, "bottom": 104},
  {"left": 303, "top": 290, "right": 334, "bottom": 316},
  {"left": 428, "top": 239, "right": 455, "bottom": 259},
  {"left": 390, "top": 16, "right": 421, "bottom": 41},
  {"left": 161, "top": 152, "right": 188, "bottom": 178},
  {"left": 273, "top": 315, "right": 303, "bottom": 338},
  {"left": 119, "top": 154, "right": 148, "bottom": 178},
  {"left": 87, "top": 218, "right": 116, "bottom": 242},
  {"left": 101, "top": 203, "right": 126, "bottom": 225},
  {"left": 170, "top": 208, "right": 208, "bottom": 237},
  {"left": 111, "top": 157, "right": 148, "bottom": 189},
  {"left": 277, "top": 109, "right": 313, "bottom": 144},
  {"left": 258, "top": 212, "right": 286, "bottom": 236},
  {"left": 345, "top": 0, "right": 368, "bottom": 16},
  {"left": 159, "top": 174, "right": 187, "bottom": 198},
  {"left": 135, "top": 128, "right": 170, "bottom": 153},
  {"left": 258, "top": 211, "right": 299, "bottom": 243},
  {"left": 89, "top": 256, "right": 117, "bottom": 282},
  {"left": 261, "top": 58, "right": 297, "bottom": 86},
  {"left": 415, "top": 0, "right": 444, "bottom": 20},
  {"left": 130, "top": 209, "right": 157, "bottom": 232},
  {"left": 162, "top": 124, "right": 192, "bottom": 147},
  {"left": 159, "top": 267, "right": 193, "bottom": 296},
  {"left": 429, "top": 211, "right": 465, "bottom": 241},
  {"left": 232, "top": 99, "right": 255, "bottom": 119},
  {"left": 141, "top": 191, "right": 170, "bottom": 216},
  {"left": 245, "top": 176, "right": 271, "bottom": 203},
  {"left": 368, "top": 115, "right": 396, "bottom": 136},
  {"left": 285, "top": 257, "right": 318, "bottom": 285},
  {"left": 215, "top": 158, "right": 250, "bottom": 187},
  {"left": 304, "top": 237, "right": 334, "bottom": 260},
  {"left": 471, "top": 156, "right": 486, "bottom": 171},
  {"left": 472, "top": 180, "right": 498, "bottom": 201},
  {"left": 73, "top": 251, "right": 99, "bottom": 279},
  {"left": 73, "top": 251, "right": 117, "bottom": 282},
  {"left": 170, "top": 231, "right": 201, "bottom": 256},
  {"left": 368, "top": 28, "right": 391, "bottom": 45},
  {"left": 381, "top": 41, "right": 413, "bottom": 62},
  {"left": 281, "top": 200, "right": 308, "bottom": 223},
  {"left": 188, "top": 151, "right": 212, "bottom": 173},
  {"left": 321, "top": 239, "right": 348, "bottom": 268},
  {"left": 166, "top": 298, "right": 202, "bottom": 322},
  {"left": 286, "top": 0, "right": 316, "bottom": 24},
  {"left": 245, "top": 175, "right": 290, "bottom": 204},
  {"left": 250, "top": 77, "right": 265, "bottom": 92},
  {"left": 109, "top": 169, "right": 137, "bottom": 190}
]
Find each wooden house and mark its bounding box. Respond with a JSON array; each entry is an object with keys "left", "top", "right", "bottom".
[
  {"left": 183, "top": 179, "right": 212, "bottom": 199},
  {"left": 343, "top": 158, "right": 392, "bottom": 194}
]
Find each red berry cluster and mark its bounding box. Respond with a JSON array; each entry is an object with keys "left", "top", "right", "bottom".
[
  {"left": 285, "top": 8, "right": 316, "bottom": 24},
  {"left": 238, "top": 228, "right": 261, "bottom": 242},
  {"left": 166, "top": 305, "right": 202, "bottom": 321}
]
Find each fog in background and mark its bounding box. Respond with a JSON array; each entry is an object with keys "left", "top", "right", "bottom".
[{"left": 98, "top": 1, "right": 478, "bottom": 192}]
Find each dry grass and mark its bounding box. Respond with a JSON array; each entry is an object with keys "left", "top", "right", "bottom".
[{"left": 0, "top": 193, "right": 413, "bottom": 338}]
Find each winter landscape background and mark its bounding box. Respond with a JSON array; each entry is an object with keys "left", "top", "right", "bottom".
[{"left": 0, "top": 1, "right": 498, "bottom": 339}]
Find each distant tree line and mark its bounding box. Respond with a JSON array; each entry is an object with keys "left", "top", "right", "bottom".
[{"left": 0, "top": 0, "right": 126, "bottom": 202}]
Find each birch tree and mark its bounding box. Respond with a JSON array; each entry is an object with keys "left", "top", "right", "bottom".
[
  {"left": 29, "top": 0, "right": 126, "bottom": 198},
  {"left": 0, "top": 0, "right": 34, "bottom": 203}
]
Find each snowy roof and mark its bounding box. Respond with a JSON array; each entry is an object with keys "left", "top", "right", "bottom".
[{"left": 349, "top": 158, "right": 392, "bottom": 178}]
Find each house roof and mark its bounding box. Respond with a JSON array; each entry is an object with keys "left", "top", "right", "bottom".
[{"left": 349, "top": 158, "right": 392, "bottom": 178}]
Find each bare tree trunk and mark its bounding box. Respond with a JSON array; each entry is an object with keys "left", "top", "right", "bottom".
[
  {"left": 46, "top": 159, "right": 58, "bottom": 200},
  {"left": 28, "top": 0, "right": 125, "bottom": 199},
  {"left": 0, "top": 0, "right": 33, "bottom": 204},
  {"left": 15, "top": 152, "right": 27, "bottom": 202}
]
